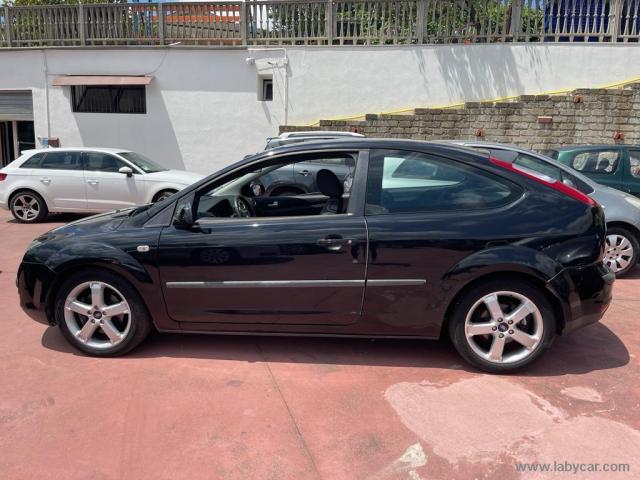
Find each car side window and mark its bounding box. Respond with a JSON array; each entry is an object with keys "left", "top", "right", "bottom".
[
  {"left": 19, "top": 153, "right": 46, "bottom": 168},
  {"left": 365, "top": 149, "right": 521, "bottom": 214},
  {"left": 84, "top": 152, "right": 127, "bottom": 173},
  {"left": 257, "top": 156, "right": 356, "bottom": 197},
  {"left": 571, "top": 150, "right": 620, "bottom": 174},
  {"left": 37, "top": 151, "right": 82, "bottom": 170},
  {"left": 513, "top": 153, "right": 562, "bottom": 181},
  {"left": 628, "top": 150, "right": 640, "bottom": 179}
]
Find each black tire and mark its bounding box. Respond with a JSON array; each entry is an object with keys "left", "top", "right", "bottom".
[
  {"left": 604, "top": 226, "right": 639, "bottom": 277},
  {"left": 10, "top": 190, "right": 48, "bottom": 223},
  {"left": 448, "top": 279, "right": 556, "bottom": 374},
  {"left": 54, "top": 269, "right": 153, "bottom": 357},
  {"left": 153, "top": 189, "right": 177, "bottom": 203}
]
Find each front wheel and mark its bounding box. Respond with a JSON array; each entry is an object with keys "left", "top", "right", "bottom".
[
  {"left": 604, "top": 227, "right": 639, "bottom": 277},
  {"left": 448, "top": 279, "right": 556, "bottom": 373},
  {"left": 54, "top": 270, "right": 152, "bottom": 356},
  {"left": 153, "top": 189, "right": 177, "bottom": 203}
]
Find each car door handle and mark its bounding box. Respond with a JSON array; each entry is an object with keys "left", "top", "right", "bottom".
[
  {"left": 317, "top": 237, "right": 353, "bottom": 250},
  {"left": 87, "top": 179, "right": 99, "bottom": 185},
  {"left": 40, "top": 177, "right": 51, "bottom": 184},
  {"left": 297, "top": 170, "right": 311, "bottom": 176},
  {"left": 266, "top": 201, "right": 279, "bottom": 207}
]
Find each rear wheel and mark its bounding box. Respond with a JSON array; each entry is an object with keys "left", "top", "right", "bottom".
[
  {"left": 448, "top": 279, "right": 556, "bottom": 373},
  {"left": 54, "top": 270, "right": 152, "bottom": 356},
  {"left": 10, "top": 191, "right": 48, "bottom": 223},
  {"left": 604, "top": 227, "right": 639, "bottom": 277}
]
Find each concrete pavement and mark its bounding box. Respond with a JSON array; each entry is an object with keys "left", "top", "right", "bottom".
[{"left": 1, "top": 210, "right": 639, "bottom": 480}]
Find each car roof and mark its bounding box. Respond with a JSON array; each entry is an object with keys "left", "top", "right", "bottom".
[
  {"left": 276, "top": 131, "right": 364, "bottom": 139},
  {"left": 553, "top": 144, "right": 632, "bottom": 152},
  {"left": 257, "top": 138, "right": 488, "bottom": 161},
  {"left": 21, "top": 147, "right": 132, "bottom": 155}
]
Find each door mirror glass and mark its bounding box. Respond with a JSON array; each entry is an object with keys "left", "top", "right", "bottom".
[
  {"left": 251, "top": 183, "right": 265, "bottom": 197},
  {"left": 119, "top": 166, "right": 133, "bottom": 177},
  {"left": 173, "top": 203, "right": 194, "bottom": 228}
]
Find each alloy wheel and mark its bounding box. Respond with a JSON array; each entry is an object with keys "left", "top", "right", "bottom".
[
  {"left": 604, "top": 234, "right": 634, "bottom": 273},
  {"left": 464, "top": 291, "right": 543, "bottom": 364},
  {"left": 12, "top": 194, "right": 40, "bottom": 221},
  {"left": 156, "top": 191, "right": 174, "bottom": 202},
  {"left": 63, "top": 281, "right": 132, "bottom": 350}
]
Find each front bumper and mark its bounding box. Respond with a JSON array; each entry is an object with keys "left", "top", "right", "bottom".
[
  {"left": 547, "top": 262, "right": 614, "bottom": 334},
  {"left": 17, "top": 262, "right": 58, "bottom": 325}
]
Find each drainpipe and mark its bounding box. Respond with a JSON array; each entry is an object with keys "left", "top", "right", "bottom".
[{"left": 42, "top": 50, "right": 52, "bottom": 142}]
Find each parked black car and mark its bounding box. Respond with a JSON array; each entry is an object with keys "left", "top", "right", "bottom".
[{"left": 18, "top": 140, "right": 613, "bottom": 373}]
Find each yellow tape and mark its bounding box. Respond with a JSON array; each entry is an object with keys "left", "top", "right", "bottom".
[{"left": 304, "top": 75, "right": 640, "bottom": 127}]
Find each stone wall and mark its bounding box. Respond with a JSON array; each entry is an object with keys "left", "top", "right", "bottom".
[{"left": 280, "top": 85, "right": 640, "bottom": 152}]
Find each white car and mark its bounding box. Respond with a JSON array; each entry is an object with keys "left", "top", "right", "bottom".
[{"left": 0, "top": 148, "right": 204, "bottom": 223}]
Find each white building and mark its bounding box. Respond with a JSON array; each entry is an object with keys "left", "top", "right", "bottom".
[{"left": 1, "top": 43, "right": 640, "bottom": 173}]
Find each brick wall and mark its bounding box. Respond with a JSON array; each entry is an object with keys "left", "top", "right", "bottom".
[{"left": 280, "top": 84, "right": 640, "bottom": 151}]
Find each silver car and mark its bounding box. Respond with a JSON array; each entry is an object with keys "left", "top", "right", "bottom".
[{"left": 445, "top": 141, "right": 640, "bottom": 276}]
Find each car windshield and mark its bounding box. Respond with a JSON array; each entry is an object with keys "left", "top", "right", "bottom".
[{"left": 118, "top": 151, "right": 167, "bottom": 173}]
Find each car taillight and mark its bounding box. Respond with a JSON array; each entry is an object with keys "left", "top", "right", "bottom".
[
  {"left": 0, "top": 173, "right": 7, "bottom": 181},
  {"left": 489, "top": 157, "right": 597, "bottom": 207}
]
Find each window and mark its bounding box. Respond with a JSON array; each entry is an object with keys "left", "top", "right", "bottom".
[
  {"left": 193, "top": 153, "right": 357, "bottom": 221},
  {"left": 570, "top": 150, "right": 620, "bottom": 175},
  {"left": 84, "top": 152, "right": 127, "bottom": 173},
  {"left": 21, "top": 151, "right": 81, "bottom": 170},
  {"left": 71, "top": 85, "right": 146, "bottom": 114},
  {"left": 513, "top": 153, "right": 562, "bottom": 181},
  {"left": 118, "top": 151, "right": 166, "bottom": 173},
  {"left": 20, "top": 153, "right": 46, "bottom": 168},
  {"left": 261, "top": 78, "right": 273, "bottom": 102},
  {"left": 365, "top": 150, "right": 521, "bottom": 215},
  {"left": 629, "top": 150, "right": 640, "bottom": 178}
]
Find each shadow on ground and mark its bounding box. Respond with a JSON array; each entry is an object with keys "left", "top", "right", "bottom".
[{"left": 41, "top": 321, "right": 628, "bottom": 377}]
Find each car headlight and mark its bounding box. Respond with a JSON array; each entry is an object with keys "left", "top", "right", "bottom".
[{"left": 625, "top": 196, "right": 640, "bottom": 209}]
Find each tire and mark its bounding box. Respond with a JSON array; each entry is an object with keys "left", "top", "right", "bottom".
[
  {"left": 448, "top": 279, "right": 556, "bottom": 374},
  {"left": 10, "top": 190, "right": 48, "bottom": 223},
  {"left": 54, "top": 269, "right": 153, "bottom": 357},
  {"left": 153, "top": 189, "right": 177, "bottom": 203},
  {"left": 604, "top": 227, "right": 639, "bottom": 277}
]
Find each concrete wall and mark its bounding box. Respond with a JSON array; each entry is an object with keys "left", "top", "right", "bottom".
[{"left": 0, "top": 44, "right": 639, "bottom": 173}]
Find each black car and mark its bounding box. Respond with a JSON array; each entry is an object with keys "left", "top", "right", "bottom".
[{"left": 17, "top": 140, "right": 614, "bottom": 373}]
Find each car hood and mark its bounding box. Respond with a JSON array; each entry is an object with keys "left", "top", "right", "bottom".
[{"left": 145, "top": 169, "right": 204, "bottom": 185}]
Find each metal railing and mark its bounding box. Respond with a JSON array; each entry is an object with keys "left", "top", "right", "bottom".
[{"left": 1, "top": 0, "right": 639, "bottom": 48}]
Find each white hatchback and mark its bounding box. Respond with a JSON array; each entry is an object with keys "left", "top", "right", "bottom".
[{"left": 0, "top": 148, "right": 204, "bottom": 223}]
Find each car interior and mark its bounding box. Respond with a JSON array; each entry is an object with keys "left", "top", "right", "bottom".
[{"left": 195, "top": 156, "right": 356, "bottom": 220}]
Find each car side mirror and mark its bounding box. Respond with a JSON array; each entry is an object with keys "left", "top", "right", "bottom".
[
  {"left": 119, "top": 166, "right": 133, "bottom": 178},
  {"left": 251, "top": 183, "right": 265, "bottom": 197},
  {"left": 173, "top": 203, "right": 194, "bottom": 228}
]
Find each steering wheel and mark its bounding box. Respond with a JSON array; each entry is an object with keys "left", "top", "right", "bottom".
[{"left": 233, "top": 196, "right": 255, "bottom": 218}]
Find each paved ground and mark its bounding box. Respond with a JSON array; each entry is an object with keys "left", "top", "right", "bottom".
[{"left": 1, "top": 209, "right": 639, "bottom": 480}]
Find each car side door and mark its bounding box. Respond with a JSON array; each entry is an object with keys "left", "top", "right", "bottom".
[
  {"left": 157, "top": 150, "right": 368, "bottom": 327},
  {"left": 83, "top": 152, "right": 147, "bottom": 210},
  {"left": 624, "top": 148, "right": 640, "bottom": 197},
  {"left": 22, "top": 151, "right": 87, "bottom": 211}
]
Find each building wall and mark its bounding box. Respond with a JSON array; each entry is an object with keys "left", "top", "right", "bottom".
[{"left": 0, "top": 44, "right": 639, "bottom": 173}]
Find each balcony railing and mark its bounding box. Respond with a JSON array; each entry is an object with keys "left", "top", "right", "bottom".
[{"left": 1, "top": 0, "right": 639, "bottom": 48}]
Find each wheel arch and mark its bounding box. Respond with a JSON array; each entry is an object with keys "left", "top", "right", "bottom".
[
  {"left": 44, "top": 260, "right": 154, "bottom": 327},
  {"left": 8, "top": 187, "right": 50, "bottom": 209},
  {"left": 439, "top": 270, "right": 567, "bottom": 340},
  {"left": 606, "top": 220, "right": 640, "bottom": 241},
  {"left": 151, "top": 188, "right": 179, "bottom": 203}
]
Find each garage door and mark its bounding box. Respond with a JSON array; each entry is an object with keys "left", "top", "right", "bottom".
[{"left": 0, "top": 91, "right": 33, "bottom": 121}]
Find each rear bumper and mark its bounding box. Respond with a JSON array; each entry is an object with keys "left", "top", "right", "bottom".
[
  {"left": 547, "top": 262, "right": 614, "bottom": 334},
  {"left": 17, "top": 262, "right": 57, "bottom": 326}
]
